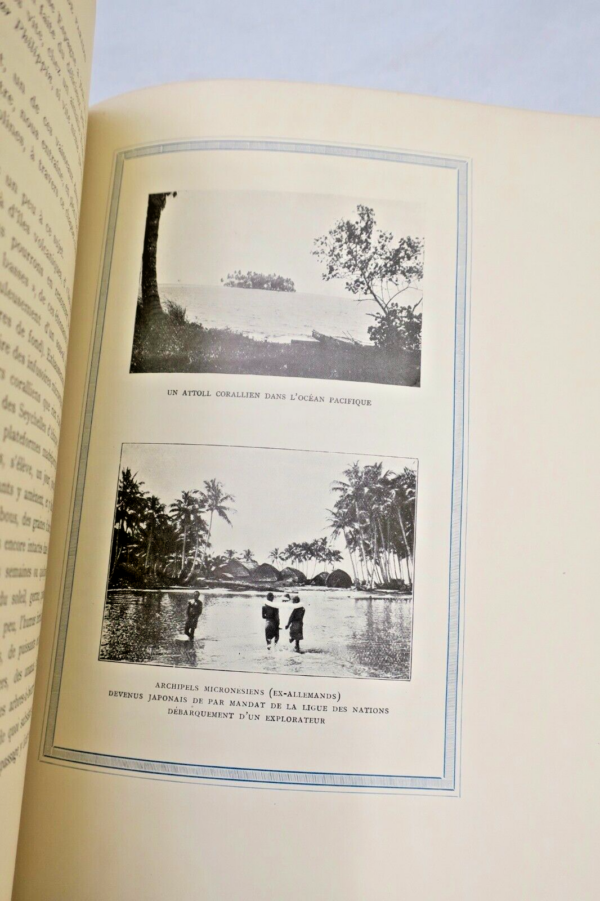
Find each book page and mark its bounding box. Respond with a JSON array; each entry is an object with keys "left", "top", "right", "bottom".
[
  {"left": 14, "top": 82, "right": 600, "bottom": 900},
  {"left": 0, "top": 1, "right": 95, "bottom": 898}
]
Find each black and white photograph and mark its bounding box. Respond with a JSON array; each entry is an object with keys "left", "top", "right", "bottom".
[
  {"left": 130, "top": 190, "right": 425, "bottom": 386},
  {"left": 101, "top": 443, "right": 418, "bottom": 679}
]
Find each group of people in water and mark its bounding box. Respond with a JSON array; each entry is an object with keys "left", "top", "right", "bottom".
[
  {"left": 262, "top": 592, "right": 306, "bottom": 652},
  {"left": 183, "top": 590, "right": 306, "bottom": 652}
]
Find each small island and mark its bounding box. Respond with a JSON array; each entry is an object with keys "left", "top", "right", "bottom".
[{"left": 130, "top": 194, "right": 423, "bottom": 387}]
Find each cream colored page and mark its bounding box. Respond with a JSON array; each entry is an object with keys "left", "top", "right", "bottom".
[
  {"left": 40, "top": 141, "right": 456, "bottom": 784},
  {"left": 0, "top": 1, "right": 95, "bottom": 898},
  {"left": 14, "top": 83, "right": 600, "bottom": 900}
]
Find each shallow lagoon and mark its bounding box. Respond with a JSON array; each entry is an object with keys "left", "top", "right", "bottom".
[{"left": 100, "top": 587, "right": 413, "bottom": 680}]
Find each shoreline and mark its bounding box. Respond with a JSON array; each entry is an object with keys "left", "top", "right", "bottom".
[
  {"left": 131, "top": 317, "right": 421, "bottom": 386},
  {"left": 106, "top": 586, "right": 413, "bottom": 600}
]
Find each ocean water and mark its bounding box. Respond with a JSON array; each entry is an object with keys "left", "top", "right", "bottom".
[
  {"left": 159, "top": 284, "right": 374, "bottom": 343},
  {"left": 100, "top": 588, "right": 413, "bottom": 680}
]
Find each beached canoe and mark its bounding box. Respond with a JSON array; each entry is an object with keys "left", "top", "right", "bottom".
[{"left": 311, "top": 329, "right": 362, "bottom": 347}]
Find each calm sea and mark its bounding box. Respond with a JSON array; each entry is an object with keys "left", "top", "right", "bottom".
[{"left": 159, "top": 284, "right": 373, "bottom": 343}]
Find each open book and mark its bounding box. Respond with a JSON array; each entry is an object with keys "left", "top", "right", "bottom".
[{"left": 1, "top": 3, "right": 599, "bottom": 899}]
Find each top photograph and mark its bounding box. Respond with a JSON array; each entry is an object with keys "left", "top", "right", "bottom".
[{"left": 130, "top": 189, "right": 425, "bottom": 387}]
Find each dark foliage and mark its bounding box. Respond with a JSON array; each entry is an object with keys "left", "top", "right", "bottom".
[
  {"left": 313, "top": 205, "right": 423, "bottom": 354},
  {"left": 367, "top": 303, "right": 422, "bottom": 352}
]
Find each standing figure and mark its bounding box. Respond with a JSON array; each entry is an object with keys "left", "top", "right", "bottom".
[
  {"left": 184, "top": 591, "right": 203, "bottom": 640},
  {"left": 262, "top": 592, "right": 280, "bottom": 649},
  {"left": 285, "top": 595, "right": 305, "bottom": 653}
]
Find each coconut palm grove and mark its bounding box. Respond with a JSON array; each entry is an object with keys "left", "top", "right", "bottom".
[{"left": 109, "top": 461, "right": 416, "bottom": 593}]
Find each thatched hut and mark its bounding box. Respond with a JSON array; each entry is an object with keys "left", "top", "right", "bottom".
[
  {"left": 213, "top": 559, "right": 251, "bottom": 580},
  {"left": 310, "top": 571, "right": 329, "bottom": 586},
  {"left": 326, "top": 569, "right": 352, "bottom": 588},
  {"left": 279, "top": 567, "right": 307, "bottom": 585},
  {"left": 249, "top": 562, "right": 280, "bottom": 583}
]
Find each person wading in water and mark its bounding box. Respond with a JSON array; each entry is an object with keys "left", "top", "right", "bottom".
[
  {"left": 285, "top": 595, "right": 305, "bottom": 653},
  {"left": 262, "top": 592, "right": 280, "bottom": 649},
  {"left": 184, "top": 591, "right": 203, "bottom": 640}
]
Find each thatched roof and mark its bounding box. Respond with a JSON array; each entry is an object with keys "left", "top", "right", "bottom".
[
  {"left": 310, "top": 571, "right": 329, "bottom": 586},
  {"left": 326, "top": 569, "right": 352, "bottom": 588},
  {"left": 213, "top": 559, "right": 250, "bottom": 580},
  {"left": 249, "top": 562, "right": 280, "bottom": 582},
  {"left": 279, "top": 567, "right": 307, "bottom": 585}
]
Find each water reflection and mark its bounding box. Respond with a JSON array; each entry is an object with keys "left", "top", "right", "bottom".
[{"left": 100, "top": 588, "right": 413, "bottom": 680}]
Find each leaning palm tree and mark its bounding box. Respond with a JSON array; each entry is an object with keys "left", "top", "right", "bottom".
[
  {"left": 328, "top": 461, "right": 417, "bottom": 589},
  {"left": 188, "top": 515, "right": 210, "bottom": 578},
  {"left": 332, "top": 463, "right": 374, "bottom": 586},
  {"left": 327, "top": 504, "right": 359, "bottom": 584},
  {"left": 201, "top": 479, "right": 235, "bottom": 547},
  {"left": 388, "top": 467, "right": 416, "bottom": 586},
  {"left": 169, "top": 490, "right": 200, "bottom": 577},
  {"left": 269, "top": 548, "right": 282, "bottom": 565}
]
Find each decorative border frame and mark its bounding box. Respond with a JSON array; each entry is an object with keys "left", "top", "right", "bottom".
[{"left": 41, "top": 139, "right": 470, "bottom": 793}]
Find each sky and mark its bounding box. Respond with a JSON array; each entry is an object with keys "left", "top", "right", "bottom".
[
  {"left": 120, "top": 443, "right": 417, "bottom": 571},
  {"left": 155, "top": 190, "right": 425, "bottom": 299}
]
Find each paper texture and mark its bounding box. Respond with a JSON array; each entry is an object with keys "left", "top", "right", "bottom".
[
  {"left": 39, "top": 140, "right": 464, "bottom": 790},
  {"left": 0, "top": 3, "right": 95, "bottom": 898},
  {"left": 13, "top": 81, "right": 600, "bottom": 900}
]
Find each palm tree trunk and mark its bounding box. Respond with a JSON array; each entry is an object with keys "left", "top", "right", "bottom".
[
  {"left": 140, "top": 193, "right": 171, "bottom": 326},
  {"left": 376, "top": 519, "right": 391, "bottom": 583},
  {"left": 145, "top": 532, "right": 153, "bottom": 570},
  {"left": 110, "top": 544, "right": 122, "bottom": 579},
  {"left": 395, "top": 507, "right": 413, "bottom": 588},
  {"left": 190, "top": 533, "right": 201, "bottom": 576},
  {"left": 179, "top": 526, "right": 187, "bottom": 576},
  {"left": 342, "top": 529, "right": 358, "bottom": 584},
  {"left": 354, "top": 503, "right": 372, "bottom": 587}
]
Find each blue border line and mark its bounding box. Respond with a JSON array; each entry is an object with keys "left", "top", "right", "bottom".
[{"left": 42, "top": 139, "right": 469, "bottom": 792}]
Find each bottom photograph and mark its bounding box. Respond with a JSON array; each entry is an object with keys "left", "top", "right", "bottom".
[{"left": 100, "top": 443, "right": 418, "bottom": 680}]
